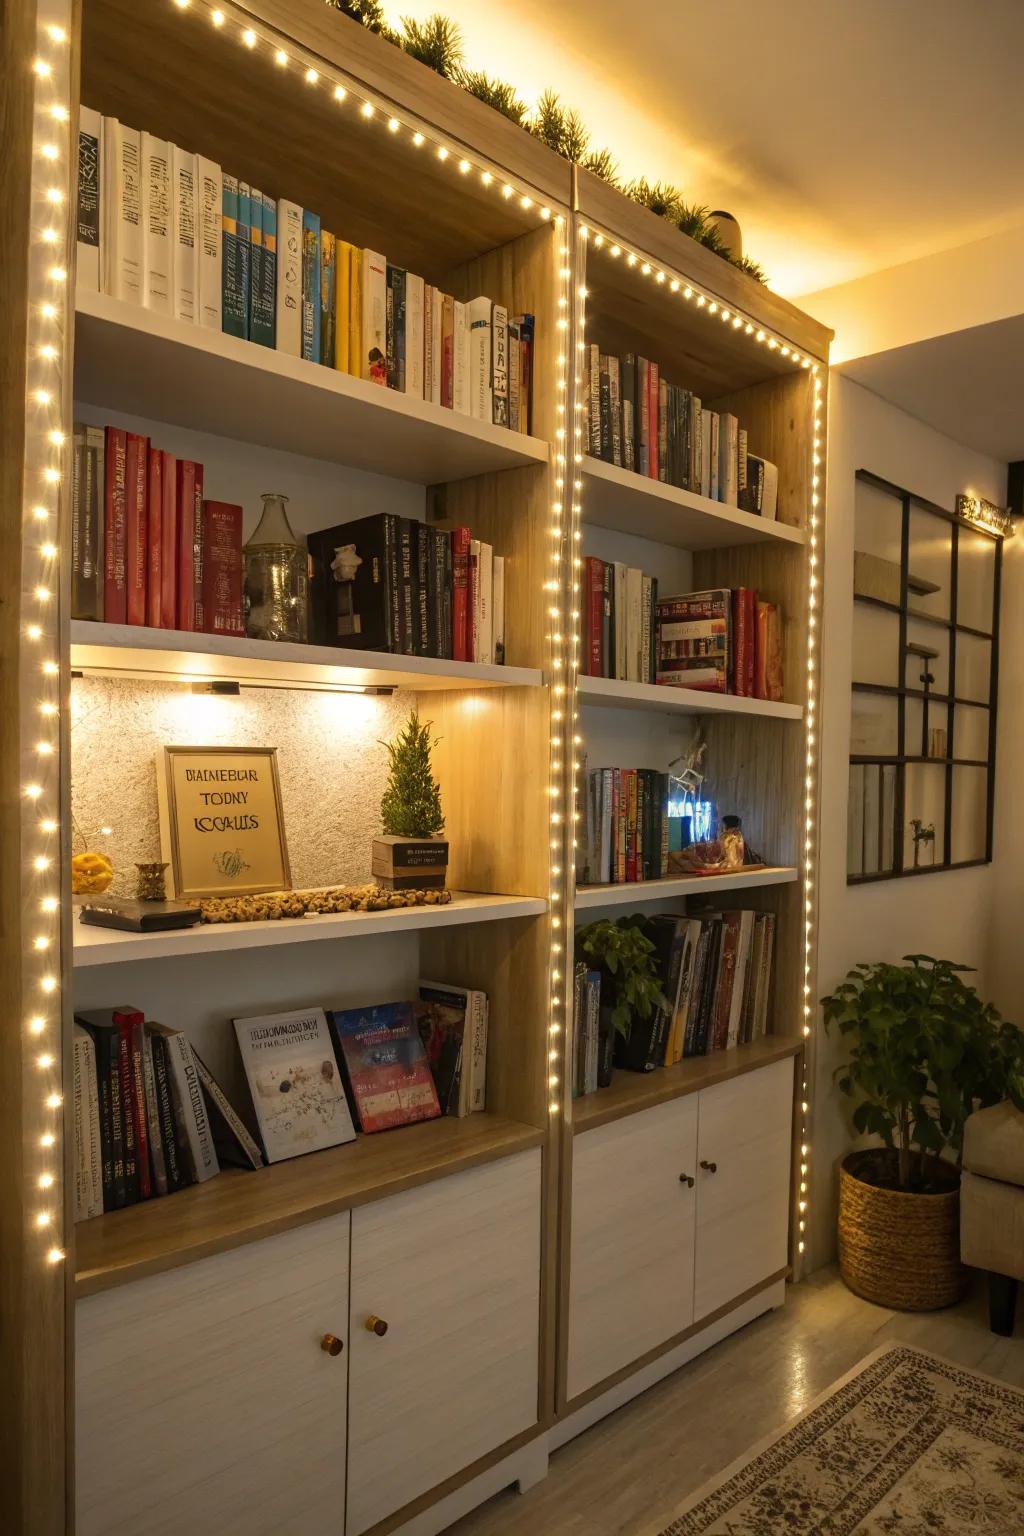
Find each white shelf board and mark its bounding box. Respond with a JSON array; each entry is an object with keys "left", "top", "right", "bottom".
[
  {"left": 69, "top": 621, "right": 543, "bottom": 693},
  {"left": 73, "top": 891, "right": 547, "bottom": 967},
  {"left": 575, "top": 866, "right": 798, "bottom": 910},
  {"left": 582, "top": 456, "right": 807, "bottom": 550},
  {"left": 74, "top": 289, "right": 549, "bottom": 484},
  {"left": 578, "top": 673, "right": 802, "bottom": 720}
]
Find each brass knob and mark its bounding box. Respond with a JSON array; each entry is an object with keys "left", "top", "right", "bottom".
[
  {"left": 679, "top": 1173, "right": 695, "bottom": 1187},
  {"left": 320, "top": 1333, "right": 344, "bottom": 1357},
  {"left": 365, "top": 1315, "right": 388, "bottom": 1336},
  {"left": 700, "top": 1160, "right": 717, "bottom": 1174}
]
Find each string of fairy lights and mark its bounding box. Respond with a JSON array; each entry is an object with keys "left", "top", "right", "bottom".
[
  {"left": 24, "top": 5, "right": 73, "bottom": 1269},
  {"left": 578, "top": 226, "right": 826, "bottom": 1265}
]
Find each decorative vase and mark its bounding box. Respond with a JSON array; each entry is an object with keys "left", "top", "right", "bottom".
[
  {"left": 709, "top": 210, "right": 742, "bottom": 261},
  {"left": 838, "top": 1149, "right": 968, "bottom": 1311},
  {"left": 371, "top": 835, "right": 449, "bottom": 891},
  {"left": 243, "top": 493, "right": 309, "bottom": 642}
]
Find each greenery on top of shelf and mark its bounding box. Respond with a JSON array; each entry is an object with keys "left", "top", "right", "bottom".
[
  {"left": 380, "top": 711, "right": 445, "bottom": 838},
  {"left": 576, "top": 916, "right": 666, "bottom": 1038},
  {"left": 326, "top": 2, "right": 769, "bottom": 284}
]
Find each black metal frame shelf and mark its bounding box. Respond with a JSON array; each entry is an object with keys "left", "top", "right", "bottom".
[{"left": 848, "top": 469, "right": 1001, "bottom": 884}]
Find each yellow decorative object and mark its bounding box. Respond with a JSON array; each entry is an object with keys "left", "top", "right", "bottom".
[{"left": 72, "top": 851, "right": 114, "bottom": 895}]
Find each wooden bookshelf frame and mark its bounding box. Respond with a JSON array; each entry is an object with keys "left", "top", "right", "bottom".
[{"left": 1, "top": 2, "right": 832, "bottom": 1530}]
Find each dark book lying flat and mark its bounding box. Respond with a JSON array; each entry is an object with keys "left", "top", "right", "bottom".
[{"left": 79, "top": 898, "right": 202, "bottom": 932}]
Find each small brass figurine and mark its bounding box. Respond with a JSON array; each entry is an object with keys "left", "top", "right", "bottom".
[{"left": 135, "top": 861, "right": 169, "bottom": 901}]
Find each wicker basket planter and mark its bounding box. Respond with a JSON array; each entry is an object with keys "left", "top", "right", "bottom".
[{"left": 838, "top": 1149, "right": 968, "bottom": 1311}]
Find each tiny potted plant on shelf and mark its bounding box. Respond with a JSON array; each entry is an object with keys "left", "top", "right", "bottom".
[
  {"left": 576, "top": 916, "right": 666, "bottom": 1085},
  {"left": 822, "top": 954, "right": 1024, "bottom": 1312},
  {"left": 373, "top": 711, "right": 448, "bottom": 890}
]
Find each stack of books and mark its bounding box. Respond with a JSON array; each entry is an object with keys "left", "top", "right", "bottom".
[
  {"left": 582, "top": 344, "right": 777, "bottom": 516},
  {"left": 72, "top": 1007, "right": 261, "bottom": 1222},
  {"left": 309, "top": 515, "right": 505, "bottom": 662},
  {"left": 579, "top": 767, "right": 670, "bottom": 884},
  {"left": 570, "top": 909, "right": 777, "bottom": 1091},
  {"left": 71, "top": 422, "right": 242, "bottom": 633},
  {"left": 79, "top": 110, "right": 535, "bottom": 434},
  {"left": 581, "top": 556, "right": 657, "bottom": 681},
  {"left": 656, "top": 586, "right": 784, "bottom": 700}
]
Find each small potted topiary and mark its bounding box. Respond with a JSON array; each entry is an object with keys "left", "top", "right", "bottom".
[
  {"left": 822, "top": 954, "right": 1024, "bottom": 1311},
  {"left": 576, "top": 916, "right": 666, "bottom": 1084},
  {"left": 372, "top": 711, "right": 448, "bottom": 890}
]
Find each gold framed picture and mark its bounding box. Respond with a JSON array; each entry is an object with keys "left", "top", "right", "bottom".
[{"left": 157, "top": 746, "right": 291, "bottom": 900}]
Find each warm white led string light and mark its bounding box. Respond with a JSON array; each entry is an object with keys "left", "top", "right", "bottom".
[
  {"left": 581, "top": 227, "right": 825, "bottom": 1264},
  {"left": 23, "top": 4, "right": 72, "bottom": 1270}
]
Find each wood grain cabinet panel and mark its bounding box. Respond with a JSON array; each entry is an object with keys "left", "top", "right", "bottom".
[
  {"left": 76, "top": 1214, "right": 351, "bottom": 1536},
  {"left": 694, "top": 1058, "right": 794, "bottom": 1322},
  {"left": 346, "top": 1149, "right": 542, "bottom": 1535},
  {"left": 567, "top": 1096, "right": 699, "bottom": 1400}
]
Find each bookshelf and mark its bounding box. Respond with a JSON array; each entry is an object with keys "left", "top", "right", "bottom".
[{"left": 2, "top": 0, "right": 831, "bottom": 1528}]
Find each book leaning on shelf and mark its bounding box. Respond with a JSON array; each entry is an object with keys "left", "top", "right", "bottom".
[
  {"left": 581, "top": 343, "right": 777, "bottom": 518},
  {"left": 78, "top": 109, "right": 534, "bottom": 435}
]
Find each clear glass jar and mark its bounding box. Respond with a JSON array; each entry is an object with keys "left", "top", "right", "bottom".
[{"left": 243, "top": 493, "right": 309, "bottom": 642}]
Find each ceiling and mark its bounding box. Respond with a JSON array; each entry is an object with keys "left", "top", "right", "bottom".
[
  {"left": 841, "top": 315, "right": 1024, "bottom": 464},
  {"left": 387, "top": 0, "right": 1024, "bottom": 298}
]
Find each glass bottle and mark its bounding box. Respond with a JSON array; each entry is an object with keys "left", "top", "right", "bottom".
[{"left": 243, "top": 493, "right": 309, "bottom": 642}]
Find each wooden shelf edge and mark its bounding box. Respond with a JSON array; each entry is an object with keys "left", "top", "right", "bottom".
[
  {"left": 578, "top": 674, "right": 803, "bottom": 720},
  {"left": 571, "top": 1036, "right": 804, "bottom": 1135},
  {"left": 74, "top": 1114, "right": 545, "bottom": 1298},
  {"left": 574, "top": 867, "right": 798, "bottom": 910}
]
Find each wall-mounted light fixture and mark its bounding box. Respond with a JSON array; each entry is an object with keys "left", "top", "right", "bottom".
[{"left": 956, "top": 494, "right": 1015, "bottom": 539}]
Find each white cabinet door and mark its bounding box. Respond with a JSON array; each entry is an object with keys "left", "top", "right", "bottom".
[
  {"left": 346, "top": 1149, "right": 541, "bottom": 1536},
  {"left": 567, "top": 1095, "right": 699, "bottom": 1400},
  {"left": 76, "top": 1214, "right": 350, "bottom": 1536},
  {"left": 694, "top": 1057, "right": 794, "bottom": 1322}
]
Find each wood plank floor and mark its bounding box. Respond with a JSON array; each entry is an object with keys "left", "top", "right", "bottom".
[{"left": 450, "top": 1267, "right": 1024, "bottom": 1536}]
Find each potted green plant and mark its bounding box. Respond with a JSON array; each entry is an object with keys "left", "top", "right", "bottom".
[
  {"left": 822, "top": 954, "right": 1024, "bottom": 1311},
  {"left": 576, "top": 916, "right": 666, "bottom": 1083},
  {"left": 373, "top": 711, "right": 448, "bottom": 890}
]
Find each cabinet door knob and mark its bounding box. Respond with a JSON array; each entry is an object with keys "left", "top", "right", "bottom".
[
  {"left": 320, "top": 1333, "right": 344, "bottom": 1357},
  {"left": 700, "top": 1160, "right": 718, "bottom": 1174},
  {"left": 365, "top": 1315, "right": 389, "bottom": 1337},
  {"left": 679, "top": 1173, "right": 695, "bottom": 1187}
]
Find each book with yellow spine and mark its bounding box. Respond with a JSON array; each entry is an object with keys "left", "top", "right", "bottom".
[
  {"left": 348, "top": 245, "right": 363, "bottom": 379},
  {"left": 335, "top": 238, "right": 353, "bottom": 372}
]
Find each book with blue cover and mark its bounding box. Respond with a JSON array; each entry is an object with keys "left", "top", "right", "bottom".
[
  {"left": 301, "top": 209, "right": 321, "bottom": 363},
  {"left": 328, "top": 1001, "right": 440, "bottom": 1133},
  {"left": 221, "top": 174, "right": 250, "bottom": 339}
]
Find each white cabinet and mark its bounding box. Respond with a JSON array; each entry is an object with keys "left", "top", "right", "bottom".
[
  {"left": 345, "top": 1148, "right": 541, "bottom": 1536},
  {"left": 567, "top": 1096, "right": 699, "bottom": 1400},
  {"left": 76, "top": 1213, "right": 351, "bottom": 1536},
  {"left": 694, "top": 1058, "right": 794, "bottom": 1321}
]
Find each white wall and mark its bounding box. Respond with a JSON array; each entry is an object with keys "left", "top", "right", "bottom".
[{"left": 810, "top": 373, "right": 1008, "bottom": 1268}]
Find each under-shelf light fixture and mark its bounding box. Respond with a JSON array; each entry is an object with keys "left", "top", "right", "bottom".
[{"left": 581, "top": 226, "right": 826, "bottom": 1271}]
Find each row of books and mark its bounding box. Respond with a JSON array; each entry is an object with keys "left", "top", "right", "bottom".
[
  {"left": 71, "top": 423, "right": 243, "bottom": 632},
  {"left": 583, "top": 345, "right": 778, "bottom": 517},
  {"left": 657, "top": 586, "right": 785, "bottom": 700},
  {"left": 579, "top": 768, "right": 671, "bottom": 885},
  {"left": 581, "top": 558, "right": 658, "bottom": 683},
  {"left": 73, "top": 983, "right": 488, "bottom": 1219},
  {"left": 309, "top": 514, "right": 506, "bottom": 663},
  {"left": 571, "top": 909, "right": 777, "bottom": 1093},
  {"left": 78, "top": 111, "right": 534, "bottom": 434}
]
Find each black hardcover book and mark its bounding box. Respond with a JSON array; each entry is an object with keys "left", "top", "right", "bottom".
[
  {"left": 696, "top": 919, "right": 724, "bottom": 1055},
  {"left": 426, "top": 526, "right": 446, "bottom": 659},
  {"left": 589, "top": 343, "right": 601, "bottom": 456},
  {"left": 79, "top": 897, "right": 201, "bottom": 933},
  {"left": 307, "top": 515, "right": 401, "bottom": 653},
  {"left": 651, "top": 914, "right": 689, "bottom": 1058},
  {"left": 77, "top": 1019, "right": 115, "bottom": 1210},
  {"left": 621, "top": 354, "right": 636, "bottom": 472},
  {"left": 598, "top": 356, "right": 611, "bottom": 462},
  {"left": 609, "top": 356, "right": 622, "bottom": 468},
  {"left": 615, "top": 915, "right": 674, "bottom": 1072},
  {"left": 386, "top": 265, "right": 406, "bottom": 392},
  {"left": 415, "top": 522, "right": 431, "bottom": 656},
  {"left": 149, "top": 1031, "right": 191, "bottom": 1193},
  {"left": 76, "top": 1012, "right": 132, "bottom": 1208},
  {"left": 192, "top": 1048, "right": 264, "bottom": 1170},
  {"left": 397, "top": 518, "right": 416, "bottom": 656}
]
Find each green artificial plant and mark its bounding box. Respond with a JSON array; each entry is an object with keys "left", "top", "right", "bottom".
[
  {"left": 576, "top": 916, "right": 665, "bottom": 1038},
  {"left": 379, "top": 711, "right": 445, "bottom": 838},
  {"left": 822, "top": 954, "right": 1024, "bottom": 1192}
]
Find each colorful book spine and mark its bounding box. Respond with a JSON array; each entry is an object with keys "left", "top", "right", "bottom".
[
  {"left": 348, "top": 243, "right": 362, "bottom": 378},
  {"left": 386, "top": 264, "right": 406, "bottom": 392},
  {"left": 221, "top": 174, "right": 246, "bottom": 339},
  {"left": 196, "top": 155, "right": 222, "bottom": 330},
  {"left": 247, "top": 187, "right": 272, "bottom": 347},
  {"left": 201, "top": 501, "right": 245, "bottom": 636},
  {"left": 451, "top": 526, "right": 471, "bottom": 661},
  {"left": 146, "top": 444, "right": 162, "bottom": 628},
  {"left": 334, "top": 238, "right": 352, "bottom": 372},
  {"left": 320, "top": 230, "right": 336, "bottom": 368},
  {"left": 160, "top": 449, "right": 177, "bottom": 629},
  {"left": 491, "top": 303, "right": 509, "bottom": 426},
  {"left": 275, "top": 199, "right": 303, "bottom": 356},
  {"left": 301, "top": 210, "right": 321, "bottom": 363},
  {"left": 103, "top": 427, "right": 128, "bottom": 624}
]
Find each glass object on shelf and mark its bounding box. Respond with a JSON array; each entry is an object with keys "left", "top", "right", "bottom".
[{"left": 243, "top": 493, "right": 309, "bottom": 642}]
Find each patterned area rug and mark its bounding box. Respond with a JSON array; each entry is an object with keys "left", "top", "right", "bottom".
[{"left": 658, "top": 1344, "right": 1024, "bottom": 1534}]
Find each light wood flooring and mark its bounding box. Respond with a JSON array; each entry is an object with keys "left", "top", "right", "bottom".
[{"left": 450, "top": 1266, "right": 1024, "bottom": 1536}]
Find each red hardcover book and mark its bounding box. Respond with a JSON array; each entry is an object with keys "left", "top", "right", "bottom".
[
  {"left": 440, "top": 294, "right": 454, "bottom": 409},
  {"left": 202, "top": 500, "right": 245, "bottom": 636},
  {"left": 114, "top": 1008, "right": 152, "bottom": 1200},
  {"left": 175, "top": 460, "right": 198, "bottom": 631},
  {"left": 711, "top": 914, "right": 742, "bottom": 1052},
  {"left": 124, "top": 433, "right": 149, "bottom": 626},
  {"left": 450, "top": 526, "right": 471, "bottom": 661},
  {"left": 146, "top": 446, "right": 162, "bottom": 628},
  {"left": 585, "top": 555, "right": 604, "bottom": 677},
  {"left": 191, "top": 462, "right": 205, "bottom": 630},
  {"left": 329, "top": 1002, "right": 441, "bottom": 1133},
  {"left": 103, "top": 427, "right": 128, "bottom": 623},
  {"left": 744, "top": 589, "right": 757, "bottom": 696},
  {"left": 160, "top": 451, "right": 177, "bottom": 630},
  {"left": 648, "top": 362, "right": 660, "bottom": 480}
]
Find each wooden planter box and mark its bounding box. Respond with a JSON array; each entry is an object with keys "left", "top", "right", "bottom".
[{"left": 372, "top": 835, "right": 449, "bottom": 890}]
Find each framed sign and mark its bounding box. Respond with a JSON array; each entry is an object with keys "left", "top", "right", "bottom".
[{"left": 157, "top": 746, "right": 291, "bottom": 899}]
